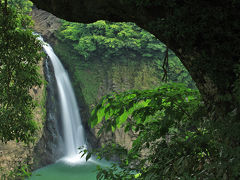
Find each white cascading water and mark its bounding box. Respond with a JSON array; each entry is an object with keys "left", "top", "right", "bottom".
[{"left": 39, "top": 37, "right": 87, "bottom": 164}]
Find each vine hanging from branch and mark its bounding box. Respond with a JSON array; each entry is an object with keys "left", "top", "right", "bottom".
[{"left": 162, "top": 46, "right": 169, "bottom": 82}]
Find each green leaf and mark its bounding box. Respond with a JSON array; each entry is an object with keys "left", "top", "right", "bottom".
[{"left": 86, "top": 153, "right": 92, "bottom": 161}]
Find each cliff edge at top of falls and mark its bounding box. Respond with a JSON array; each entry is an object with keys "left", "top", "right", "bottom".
[{"left": 30, "top": 6, "right": 61, "bottom": 45}]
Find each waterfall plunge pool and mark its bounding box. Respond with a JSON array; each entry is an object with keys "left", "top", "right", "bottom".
[{"left": 29, "top": 158, "right": 110, "bottom": 180}]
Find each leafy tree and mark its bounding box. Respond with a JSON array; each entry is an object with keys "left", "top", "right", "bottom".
[
  {"left": 8, "top": 0, "right": 33, "bottom": 14},
  {"left": 90, "top": 83, "right": 240, "bottom": 179},
  {"left": 0, "top": 0, "right": 43, "bottom": 143},
  {"left": 57, "top": 20, "right": 161, "bottom": 59}
]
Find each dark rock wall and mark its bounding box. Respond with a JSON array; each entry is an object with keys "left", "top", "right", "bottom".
[{"left": 33, "top": 57, "right": 63, "bottom": 169}]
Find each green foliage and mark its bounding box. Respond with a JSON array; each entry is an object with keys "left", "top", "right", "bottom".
[
  {"left": 96, "top": 164, "right": 135, "bottom": 180},
  {"left": 90, "top": 83, "right": 199, "bottom": 129},
  {"left": 8, "top": 0, "right": 33, "bottom": 14},
  {"left": 1, "top": 161, "right": 32, "bottom": 180},
  {"left": 90, "top": 83, "right": 240, "bottom": 179},
  {"left": 9, "top": 164, "right": 32, "bottom": 179},
  {"left": 0, "top": 1, "right": 43, "bottom": 143},
  {"left": 58, "top": 20, "right": 147, "bottom": 59},
  {"left": 8, "top": 0, "right": 34, "bottom": 29},
  {"left": 57, "top": 20, "right": 195, "bottom": 88},
  {"left": 90, "top": 83, "right": 202, "bottom": 178}
]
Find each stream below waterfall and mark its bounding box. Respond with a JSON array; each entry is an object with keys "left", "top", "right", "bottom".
[{"left": 29, "top": 36, "right": 109, "bottom": 179}]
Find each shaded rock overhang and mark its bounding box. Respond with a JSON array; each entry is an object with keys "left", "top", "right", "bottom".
[{"left": 30, "top": 0, "right": 167, "bottom": 42}]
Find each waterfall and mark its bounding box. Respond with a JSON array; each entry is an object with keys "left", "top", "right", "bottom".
[{"left": 39, "top": 36, "right": 87, "bottom": 164}]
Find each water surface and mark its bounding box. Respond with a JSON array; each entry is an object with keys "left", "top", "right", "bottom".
[{"left": 30, "top": 159, "right": 109, "bottom": 180}]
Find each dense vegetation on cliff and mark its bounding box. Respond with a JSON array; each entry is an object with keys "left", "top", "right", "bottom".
[{"left": 57, "top": 20, "right": 194, "bottom": 87}]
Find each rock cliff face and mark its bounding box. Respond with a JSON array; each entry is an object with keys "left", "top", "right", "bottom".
[
  {"left": 32, "top": 57, "right": 62, "bottom": 169},
  {"left": 30, "top": 7, "right": 61, "bottom": 45}
]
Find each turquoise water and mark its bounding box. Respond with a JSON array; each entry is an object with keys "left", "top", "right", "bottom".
[{"left": 30, "top": 159, "right": 109, "bottom": 180}]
